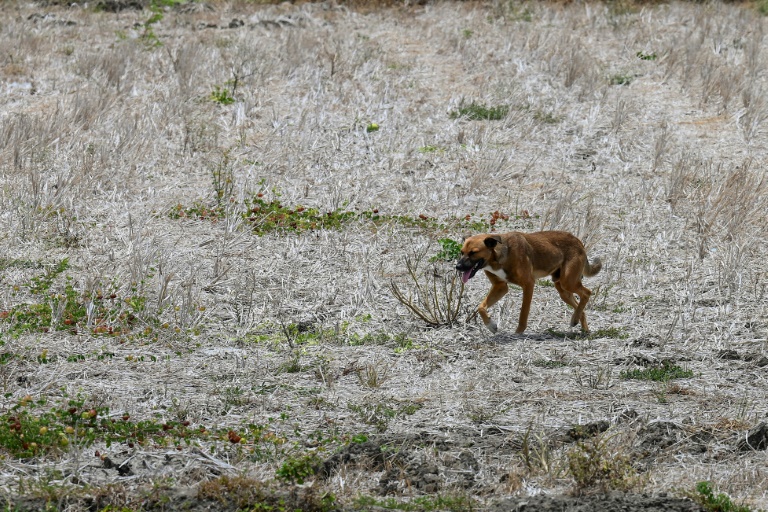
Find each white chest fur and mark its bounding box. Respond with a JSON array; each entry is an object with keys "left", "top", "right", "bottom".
[{"left": 484, "top": 266, "right": 508, "bottom": 280}]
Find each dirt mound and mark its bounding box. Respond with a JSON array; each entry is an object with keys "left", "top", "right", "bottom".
[{"left": 487, "top": 493, "right": 704, "bottom": 512}]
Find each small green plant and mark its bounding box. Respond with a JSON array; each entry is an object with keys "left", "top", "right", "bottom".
[
  {"left": 276, "top": 453, "right": 320, "bottom": 484},
  {"left": 140, "top": 2, "right": 164, "bottom": 48},
  {"left": 418, "top": 145, "right": 441, "bottom": 153},
  {"left": 620, "top": 362, "right": 693, "bottom": 382},
  {"left": 636, "top": 51, "right": 657, "bottom": 61},
  {"left": 686, "top": 481, "right": 752, "bottom": 512},
  {"left": 366, "top": 122, "right": 380, "bottom": 133},
  {"left": 430, "top": 238, "right": 462, "bottom": 262},
  {"left": 210, "top": 85, "right": 235, "bottom": 105},
  {"left": 462, "top": 29, "right": 473, "bottom": 38},
  {"left": 610, "top": 73, "right": 633, "bottom": 86},
  {"left": 449, "top": 101, "right": 509, "bottom": 121}
]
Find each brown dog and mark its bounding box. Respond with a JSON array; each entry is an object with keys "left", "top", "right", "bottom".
[{"left": 456, "top": 231, "right": 602, "bottom": 334}]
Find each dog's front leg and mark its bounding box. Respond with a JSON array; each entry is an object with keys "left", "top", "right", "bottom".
[
  {"left": 515, "top": 280, "right": 535, "bottom": 333},
  {"left": 478, "top": 278, "right": 508, "bottom": 333}
]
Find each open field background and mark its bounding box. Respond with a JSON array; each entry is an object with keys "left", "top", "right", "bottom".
[{"left": 2, "top": 0, "right": 768, "bottom": 510}]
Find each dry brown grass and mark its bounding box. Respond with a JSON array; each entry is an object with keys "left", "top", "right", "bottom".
[{"left": 2, "top": 0, "right": 768, "bottom": 509}]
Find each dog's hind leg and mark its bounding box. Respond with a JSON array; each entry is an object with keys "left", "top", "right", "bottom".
[
  {"left": 558, "top": 261, "right": 593, "bottom": 332},
  {"left": 554, "top": 280, "right": 590, "bottom": 332}
]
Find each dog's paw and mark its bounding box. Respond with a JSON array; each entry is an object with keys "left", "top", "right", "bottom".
[{"left": 486, "top": 321, "right": 498, "bottom": 333}]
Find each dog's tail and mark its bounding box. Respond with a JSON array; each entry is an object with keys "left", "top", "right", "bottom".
[{"left": 583, "top": 256, "right": 602, "bottom": 277}]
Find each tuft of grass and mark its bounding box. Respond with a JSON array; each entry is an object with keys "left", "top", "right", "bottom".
[
  {"left": 356, "top": 363, "right": 389, "bottom": 388},
  {"left": 449, "top": 101, "right": 509, "bottom": 121},
  {"left": 199, "top": 475, "right": 336, "bottom": 512},
  {"left": 620, "top": 362, "right": 694, "bottom": 382},
  {"left": 355, "top": 493, "right": 476, "bottom": 511},
  {"left": 567, "top": 435, "right": 639, "bottom": 495},
  {"left": 685, "top": 481, "right": 752, "bottom": 512}
]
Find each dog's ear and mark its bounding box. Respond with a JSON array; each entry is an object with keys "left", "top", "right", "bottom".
[{"left": 483, "top": 235, "right": 501, "bottom": 248}]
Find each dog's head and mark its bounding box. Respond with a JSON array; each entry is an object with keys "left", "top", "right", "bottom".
[{"left": 455, "top": 234, "right": 501, "bottom": 283}]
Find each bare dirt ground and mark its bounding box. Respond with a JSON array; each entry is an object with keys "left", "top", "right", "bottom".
[{"left": 1, "top": 0, "right": 768, "bottom": 510}]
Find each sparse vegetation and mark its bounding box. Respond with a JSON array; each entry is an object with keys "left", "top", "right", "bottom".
[
  {"left": 567, "top": 435, "right": 639, "bottom": 494},
  {"left": 355, "top": 494, "right": 477, "bottom": 511},
  {"left": 389, "top": 255, "right": 467, "bottom": 327},
  {"left": 449, "top": 101, "right": 510, "bottom": 121},
  {"left": 686, "top": 481, "right": 753, "bottom": 512},
  {"left": 620, "top": 362, "right": 694, "bottom": 382},
  {"left": 430, "top": 237, "right": 463, "bottom": 262},
  {"left": 210, "top": 85, "right": 236, "bottom": 105},
  {"left": 2, "top": 0, "right": 767, "bottom": 510}
]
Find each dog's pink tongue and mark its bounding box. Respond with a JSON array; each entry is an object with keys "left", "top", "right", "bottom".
[{"left": 462, "top": 270, "right": 472, "bottom": 284}]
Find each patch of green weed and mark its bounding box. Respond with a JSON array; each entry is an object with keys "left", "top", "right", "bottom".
[
  {"left": 0, "top": 260, "right": 146, "bottom": 339},
  {"left": 172, "top": 185, "right": 537, "bottom": 235},
  {"left": 610, "top": 73, "right": 633, "bottom": 86},
  {"left": 620, "top": 362, "right": 693, "bottom": 382},
  {"left": 449, "top": 101, "right": 509, "bottom": 121},
  {"left": 430, "top": 238, "right": 462, "bottom": 262},
  {"left": 210, "top": 85, "right": 235, "bottom": 105},
  {"left": 276, "top": 453, "right": 321, "bottom": 484},
  {"left": 685, "top": 481, "right": 752, "bottom": 512}
]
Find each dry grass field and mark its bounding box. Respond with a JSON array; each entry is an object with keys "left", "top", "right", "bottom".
[{"left": 2, "top": 0, "right": 768, "bottom": 510}]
